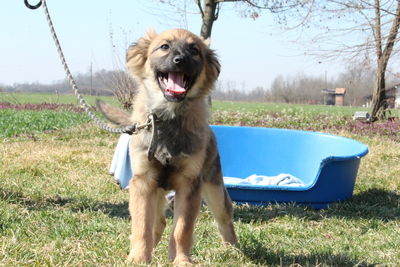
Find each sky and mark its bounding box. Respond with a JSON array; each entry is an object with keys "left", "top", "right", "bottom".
[{"left": 1, "top": 0, "right": 341, "bottom": 91}]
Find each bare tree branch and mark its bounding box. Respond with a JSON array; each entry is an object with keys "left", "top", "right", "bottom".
[
  {"left": 380, "top": 0, "right": 400, "bottom": 66},
  {"left": 374, "top": 0, "right": 383, "bottom": 59},
  {"left": 195, "top": 0, "right": 204, "bottom": 17}
]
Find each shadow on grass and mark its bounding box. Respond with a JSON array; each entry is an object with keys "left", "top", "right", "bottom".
[
  {"left": 1, "top": 187, "right": 392, "bottom": 266},
  {"left": 232, "top": 188, "right": 397, "bottom": 267},
  {"left": 0, "top": 188, "right": 130, "bottom": 219},
  {"left": 2, "top": 186, "right": 398, "bottom": 222},
  {"left": 233, "top": 188, "right": 400, "bottom": 223},
  {"left": 238, "top": 237, "right": 377, "bottom": 267}
]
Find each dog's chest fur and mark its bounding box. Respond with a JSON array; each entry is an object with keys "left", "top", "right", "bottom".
[{"left": 142, "top": 115, "right": 206, "bottom": 166}]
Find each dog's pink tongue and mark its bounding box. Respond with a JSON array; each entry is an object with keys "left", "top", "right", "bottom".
[{"left": 166, "top": 72, "right": 185, "bottom": 94}]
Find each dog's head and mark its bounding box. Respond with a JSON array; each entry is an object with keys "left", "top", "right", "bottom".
[{"left": 127, "top": 29, "right": 220, "bottom": 103}]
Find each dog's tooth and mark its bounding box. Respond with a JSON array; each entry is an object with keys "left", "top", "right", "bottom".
[{"left": 163, "top": 76, "right": 168, "bottom": 85}]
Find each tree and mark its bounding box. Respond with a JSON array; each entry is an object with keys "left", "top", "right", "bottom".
[
  {"left": 270, "top": 74, "right": 296, "bottom": 103},
  {"left": 335, "top": 62, "right": 376, "bottom": 106},
  {"left": 149, "top": 1, "right": 400, "bottom": 117},
  {"left": 276, "top": 0, "right": 400, "bottom": 119},
  {"left": 269, "top": 72, "right": 331, "bottom": 104},
  {"left": 370, "top": 0, "right": 400, "bottom": 119},
  {"left": 148, "top": 0, "right": 307, "bottom": 107},
  {"left": 150, "top": 0, "right": 305, "bottom": 39}
]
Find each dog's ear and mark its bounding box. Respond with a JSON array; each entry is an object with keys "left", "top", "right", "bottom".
[
  {"left": 204, "top": 48, "right": 221, "bottom": 81},
  {"left": 126, "top": 28, "right": 157, "bottom": 80},
  {"left": 199, "top": 38, "right": 220, "bottom": 80}
]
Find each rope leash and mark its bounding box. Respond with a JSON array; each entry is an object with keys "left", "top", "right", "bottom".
[{"left": 25, "top": 0, "right": 141, "bottom": 135}]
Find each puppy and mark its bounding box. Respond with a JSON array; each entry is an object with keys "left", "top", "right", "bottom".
[{"left": 97, "top": 28, "right": 237, "bottom": 264}]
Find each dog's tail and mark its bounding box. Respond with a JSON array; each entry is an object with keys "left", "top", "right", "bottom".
[{"left": 96, "top": 99, "right": 133, "bottom": 127}]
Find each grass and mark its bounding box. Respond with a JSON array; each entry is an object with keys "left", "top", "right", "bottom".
[
  {"left": 1, "top": 95, "right": 400, "bottom": 266},
  {"left": 0, "top": 92, "right": 119, "bottom": 107},
  {"left": 0, "top": 109, "right": 93, "bottom": 138},
  {"left": 2, "top": 92, "right": 371, "bottom": 115},
  {"left": 211, "top": 101, "right": 370, "bottom": 117}
]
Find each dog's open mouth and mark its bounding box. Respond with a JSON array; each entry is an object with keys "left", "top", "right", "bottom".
[{"left": 157, "top": 72, "right": 194, "bottom": 102}]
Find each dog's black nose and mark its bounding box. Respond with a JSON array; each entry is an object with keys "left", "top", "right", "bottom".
[{"left": 173, "top": 55, "right": 187, "bottom": 65}]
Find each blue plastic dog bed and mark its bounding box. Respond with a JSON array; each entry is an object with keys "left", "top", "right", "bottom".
[{"left": 211, "top": 126, "right": 369, "bottom": 208}]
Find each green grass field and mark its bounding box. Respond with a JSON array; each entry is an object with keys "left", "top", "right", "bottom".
[
  {"left": 211, "top": 101, "right": 371, "bottom": 117},
  {"left": 2, "top": 91, "right": 373, "bottom": 115},
  {"left": 1, "top": 93, "right": 399, "bottom": 266},
  {"left": 1, "top": 92, "right": 119, "bottom": 107}
]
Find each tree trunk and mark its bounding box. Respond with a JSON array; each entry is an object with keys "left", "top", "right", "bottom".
[
  {"left": 198, "top": 0, "right": 219, "bottom": 106},
  {"left": 370, "top": 66, "right": 386, "bottom": 120},
  {"left": 369, "top": 0, "right": 400, "bottom": 120},
  {"left": 199, "top": 0, "right": 218, "bottom": 40}
]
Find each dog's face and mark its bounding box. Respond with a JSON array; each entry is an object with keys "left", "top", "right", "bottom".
[
  {"left": 149, "top": 30, "right": 204, "bottom": 102},
  {"left": 127, "top": 29, "right": 220, "bottom": 103}
]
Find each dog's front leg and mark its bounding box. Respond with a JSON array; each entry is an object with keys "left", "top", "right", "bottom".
[
  {"left": 169, "top": 176, "right": 202, "bottom": 264},
  {"left": 127, "top": 173, "right": 158, "bottom": 264}
]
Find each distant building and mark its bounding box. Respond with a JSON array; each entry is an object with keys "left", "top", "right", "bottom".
[
  {"left": 364, "top": 83, "right": 400, "bottom": 108},
  {"left": 322, "top": 88, "right": 346, "bottom": 106}
]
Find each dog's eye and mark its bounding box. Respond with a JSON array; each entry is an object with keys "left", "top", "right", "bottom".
[
  {"left": 189, "top": 47, "right": 199, "bottom": 55},
  {"left": 160, "top": 44, "right": 170, "bottom": 50}
]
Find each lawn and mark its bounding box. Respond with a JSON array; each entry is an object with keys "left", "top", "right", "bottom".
[
  {"left": 0, "top": 92, "right": 118, "bottom": 107},
  {"left": 211, "top": 101, "right": 370, "bottom": 116},
  {"left": 1, "top": 92, "right": 371, "bottom": 115},
  {"left": 0, "top": 95, "right": 399, "bottom": 266}
]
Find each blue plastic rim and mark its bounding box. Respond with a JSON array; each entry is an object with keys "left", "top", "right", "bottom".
[{"left": 211, "top": 125, "right": 369, "bottom": 208}]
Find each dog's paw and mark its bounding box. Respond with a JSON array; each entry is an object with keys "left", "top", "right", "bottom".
[
  {"left": 172, "top": 259, "right": 192, "bottom": 266},
  {"left": 127, "top": 251, "right": 151, "bottom": 264}
]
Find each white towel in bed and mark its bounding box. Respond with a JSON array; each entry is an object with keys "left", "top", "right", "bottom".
[
  {"left": 223, "top": 174, "right": 305, "bottom": 187},
  {"left": 109, "top": 134, "right": 132, "bottom": 189},
  {"left": 109, "top": 134, "right": 306, "bottom": 189}
]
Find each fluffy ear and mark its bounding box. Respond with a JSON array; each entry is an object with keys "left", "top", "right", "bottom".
[
  {"left": 204, "top": 48, "right": 220, "bottom": 81},
  {"left": 126, "top": 28, "right": 157, "bottom": 80},
  {"left": 200, "top": 37, "right": 219, "bottom": 79}
]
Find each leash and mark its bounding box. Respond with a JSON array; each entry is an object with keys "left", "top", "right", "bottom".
[{"left": 24, "top": 0, "right": 146, "bottom": 136}]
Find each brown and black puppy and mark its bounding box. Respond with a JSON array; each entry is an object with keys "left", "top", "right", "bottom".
[{"left": 97, "top": 28, "right": 237, "bottom": 264}]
